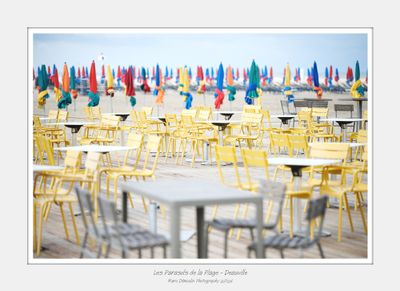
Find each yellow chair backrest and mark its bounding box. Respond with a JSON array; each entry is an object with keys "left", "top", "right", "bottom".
[
  {"left": 141, "top": 135, "right": 162, "bottom": 174},
  {"left": 57, "top": 110, "right": 69, "bottom": 122},
  {"left": 33, "top": 116, "right": 42, "bottom": 129},
  {"left": 197, "top": 108, "right": 212, "bottom": 121},
  {"left": 130, "top": 110, "right": 140, "bottom": 123},
  {"left": 241, "top": 148, "right": 269, "bottom": 189},
  {"left": 215, "top": 145, "right": 242, "bottom": 188},
  {"left": 243, "top": 105, "right": 261, "bottom": 114},
  {"left": 261, "top": 109, "right": 272, "bottom": 128},
  {"left": 309, "top": 143, "right": 349, "bottom": 161},
  {"left": 48, "top": 110, "right": 59, "bottom": 121},
  {"left": 297, "top": 110, "right": 312, "bottom": 128},
  {"left": 63, "top": 150, "right": 82, "bottom": 174},
  {"left": 270, "top": 132, "right": 289, "bottom": 148},
  {"left": 83, "top": 152, "right": 101, "bottom": 179},
  {"left": 357, "top": 129, "right": 367, "bottom": 143},
  {"left": 91, "top": 107, "right": 102, "bottom": 120},
  {"left": 84, "top": 107, "right": 92, "bottom": 120},
  {"left": 36, "top": 135, "right": 56, "bottom": 165},
  {"left": 124, "top": 133, "right": 144, "bottom": 168},
  {"left": 141, "top": 106, "right": 153, "bottom": 117},
  {"left": 241, "top": 112, "right": 263, "bottom": 125},
  {"left": 312, "top": 107, "right": 328, "bottom": 119},
  {"left": 288, "top": 134, "right": 309, "bottom": 157},
  {"left": 181, "top": 109, "right": 197, "bottom": 119}
]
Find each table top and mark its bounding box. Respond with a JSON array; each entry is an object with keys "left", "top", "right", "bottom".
[
  {"left": 46, "top": 122, "right": 96, "bottom": 126},
  {"left": 103, "top": 112, "right": 130, "bottom": 116},
  {"left": 309, "top": 142, "right": 367, "bottom": 148},
  {"left": 205, "top": 120, "right": 241, "bottom": 124},
  {"left": 338, "top": 98, "right": 368, "bottom": 102},
  {"left": 39, "top": 117, "right": 56, "bottom": 120},
  {"left": 32, "top": 164, "right": 64, "bottom": 172},
  {"left": 271, "top": 115, "right": 297, "bottom": 118},
  {"left": 54, "top": 145, "right": 135, "bottom": 153},
  {"left": 268, "top": 157, "right": 341, "bottom": 167},
  {"left": 214, "top": 111, "right": 242, "bottom": 115},
  {"left": 321, "top": 118, "right": 364, "bottom": 122},
  {"left": 121, "top": 179, "right": 263, "bottom": 207}
]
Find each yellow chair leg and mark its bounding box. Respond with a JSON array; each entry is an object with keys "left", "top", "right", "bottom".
[
  {"left": 289, "top": 197, "right": 294, "bottom": 238},
  {"left": 68, "top": 202, "right": 80, "bottom": 245},
  {"left": 343, "top": 194, "right": 354, "bottom": 232},
  {"left": 229, "top": 204, "right": 241, "bottom": 237},
  {"left": 141, "top": 195, "right": 148, "bottom": 213},
  {"left": 338, "top": 196, "right": 343, "bottom": 242},
  {"left": 36, "top": 204, "right": 45, "bottom": 257},
  {"left": 59, "top": 203, "right": 69, "bottom": 241},
  {"left": 356, "top": 192, "right": 368, "bottom": 234}
]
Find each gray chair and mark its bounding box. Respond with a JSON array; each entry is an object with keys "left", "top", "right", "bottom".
[
  {"left": 311, "top": 100, "right": 329, "bottom": 108},
  {"left": 97, "top": 194, "right": 169, "bottom": 258},
  {"left": 204, "top": 181, "right": 286, "bottom": 258},
  {"left": 334, "top": 104, "right": 354, "bottom": 118},
  {"left": 293, "top": 100, "right": 309, "bottom": 112},
  {"left": 247, "top": 196, "right": 329, "bottom": 258},
  {"left": 75, "top": 186, "right": 104, "bottom": 258},
  {"left": 280, "top": 100, "right": 296, "bottom": 115}
]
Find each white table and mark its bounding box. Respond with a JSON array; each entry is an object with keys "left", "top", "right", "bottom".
[
  {"left": 268, "top": 157, "right": 341, "bottom": 236},
  {"left": 120, "top": 179, "right": 264, "bottom": 258},
  {"left": 46, "top": 122, "right": 97, "bottom": 146},
  {"left": 271, "top": 114, "right": 296, "bottom": 127},
  {"left": 320, "top": 118, "right": 364, "bottom": 141},
  {"left": 32, "top": 165, "right": 64, "bottom": 172},
  {"left": 214, "top": 111, "right": 242, "bottom": 120},
  {"left": 54, "top": 145, "right": 135, "bottom": 153}
]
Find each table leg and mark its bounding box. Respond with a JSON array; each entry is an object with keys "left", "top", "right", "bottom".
[
  {"left": 170, "top": 206, "right": 181, "bottom": 258},
  {"left": 255, "top": 200, "right": 264, "bottom": 258},
  {"left": 71, "top": 132, "right": 77, "bottom": 146},
  {"left": 149, "top": 202, "right": 158, "bottom": 234},
  {"left": 196, "top": 207, "right": 205, "bottom": 258},
  {"left": 293, "top": 176, "right": 303, "bottom": 234},
  {"left": 122, "top": 191, "right": 128, "bottom": 223}
]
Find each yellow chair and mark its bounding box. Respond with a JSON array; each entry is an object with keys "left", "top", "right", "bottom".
[
  {"left": 57, "top": 110, "right": 69, "bottom": 123},
  {"left": 100, "top": 133, "right": 144, "bottom": 206},
  {"left": 106, "top": 135, "right": 163, "bottom": 212},
  {"left": 223, "top": 112, "right": 263, "bottom": 149},
  {"left": 141, "top": 106, "right": 153, "bottom": 117}
]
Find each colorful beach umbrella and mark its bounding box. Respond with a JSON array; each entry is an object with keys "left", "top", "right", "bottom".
[
  {"left": 81, "top": 66, "right": 86, "bottom": 78},
  {"left": 214, "top": 63, "right": 225, "bottom": 109},
  {"left": 268, "top": 67, "right": 273, "bottom": 84},
  {"left": 245, "top": 60, "right": 261, "bottom": 105},
  {"left": 37, "top": 65, "right": 49, "bottom": 108},
  {"left": 125, "top": 66, "right": 136, "bottom": 107},
  {"left": 106, "top": 65, "right": 114, "bottom": 96},
  {"left": 70, "top": 66, "right": 78, "bottom": 99},
  {"left": 351, "top": 60, "right": 365, "bottom": 98},
  {"left": 181, "top": 67, "right": 193, "bottom": 109},
  {"left": 226, "top": 65, "right": 236, "bottom": 102},
  {"left": 88, "top": 61, "right": 99, "bottom": 107},
  {"left": 283, "top": 63, "right": 294, "bottom": 103},
  {"left": 313, "top": 61, "right": 323, "bottom": 98},
  {"left": 57, "top": 63, "right": 72, "bottom": 109},
  {"left": 117, "top": 66, "right": 122, "bottom": 88},
  {"left": 324, "top": 67, "right": 329, "bottom": 87},
  {"left": 154, "top": 64, "right": 165, "bottom": 105},
  {"left": 334, "top": 68, "right": 339, "bottom": 82},
  {"left": 328, "top": 66, "right": 333, "bottom": 87},
  {"left": 50, "top": 65, "right": 62, "bottom": 103},
  {"left": 77, "top": 67, "right": 81, "bottom": 79},
  {"left": 140, "top": 67, "right": 151, "bottom": 93},
  {"left": 197, "top": 66, "right": 206, "bottom": 94},
  {"left": 355, "top": 60, "right": 360, "bottom": 81}
]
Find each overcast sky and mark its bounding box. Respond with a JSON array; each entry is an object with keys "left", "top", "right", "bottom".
[{"left": 33, "top": 32, "right": 368, "bottom": 76}]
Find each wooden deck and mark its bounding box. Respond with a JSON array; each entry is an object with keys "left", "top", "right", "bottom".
[{"left": 33, "top": 147, "right": 368, "bottom": 260}]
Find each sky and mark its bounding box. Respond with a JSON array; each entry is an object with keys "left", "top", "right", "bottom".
[{"left": 33, "top": 33, "right": 368, "bottom": 77}]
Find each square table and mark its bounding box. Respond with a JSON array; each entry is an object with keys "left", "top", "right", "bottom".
[
  {"left": 120, "top": 179, "right": 265, "bottom": 258},
  {"left": 267, "top": 157, "right": 341, "bottom": 236}
]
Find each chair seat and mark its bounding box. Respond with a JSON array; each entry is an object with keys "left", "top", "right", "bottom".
[
  {"left": 248, "top": 234, "right": 314, "bottom": 250},
  {"left": 285, "top": 182, "right": 313, "bottom": 198},
  {"left": 209, "top": 218, "right": 275, "bottom": 231},
  {"left": 119, "top": 231, "right": 169, "bottom": 249}
]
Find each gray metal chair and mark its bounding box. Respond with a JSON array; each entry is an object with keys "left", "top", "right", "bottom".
[
  {"left": 247, "top": 196, "right": 329, "bottom": 258},
  {"left": 75, "top": 186, "right": 103, "bottom": 258},
  {"left": 311, "top": 100, "right": 329, "bottom": 108},
  {"left": 334, "top": 104, "right": 354, "bottom": 118},
  {"left": 97, "top": 195, "right": 169, "bottom": 258},
  {"left": 204, "top": 181, "right": 286, "bottom": 258},
  {"left": 293, "top": 100, "right": 309, "bottom": 112},
  {"left": 280, "top": 100, "right": 296, "bottom": 115}
]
